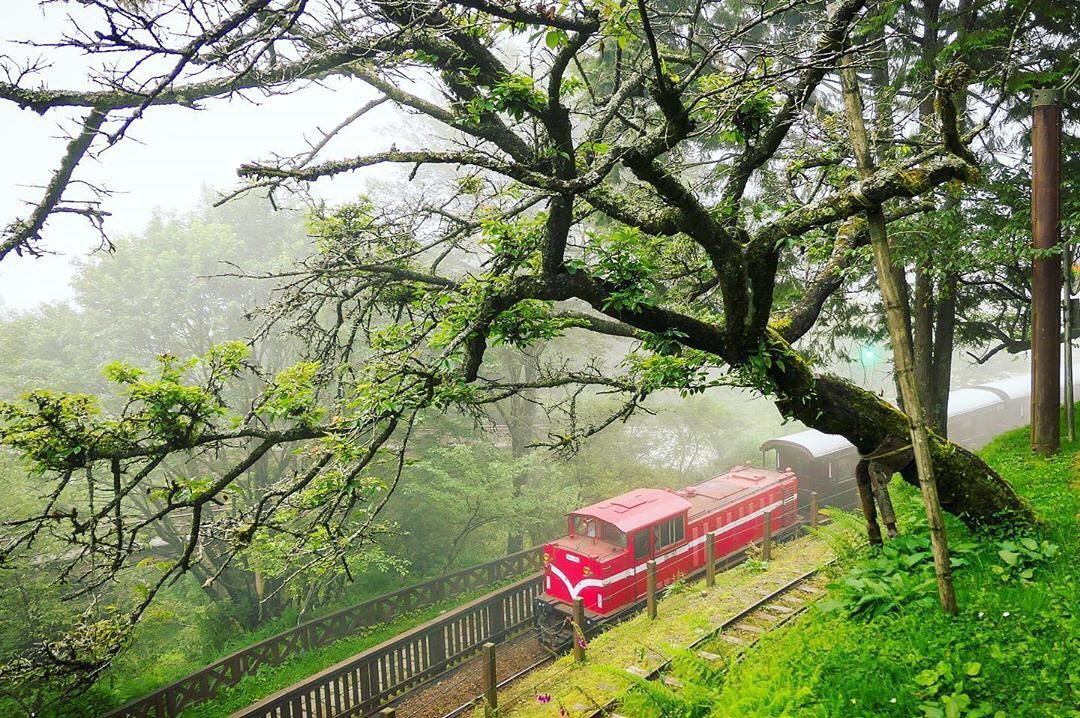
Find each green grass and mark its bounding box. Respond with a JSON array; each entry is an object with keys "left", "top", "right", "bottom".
[
  {"left": 173, "top": 572, "right": 543, "bottom": 718},
  {"left": 30, "top": 571, "right": 521, "bottom": 718},
  {"left": 631, "top": 423, "right": 1080, "bottom": 717},
  {"left": 57, "top": 570, "right": 408, "bottom": 716},
  {"left": 176, "top": 595, "right": 475, "bottom": 718}
]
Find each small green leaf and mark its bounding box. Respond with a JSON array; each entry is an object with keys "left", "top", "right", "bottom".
[{"left": 915, "top": 668, "right": 940, "bottom": 687}]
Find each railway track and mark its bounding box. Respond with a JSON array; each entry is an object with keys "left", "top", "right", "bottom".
[
  {"left": 239, "top": 517, "right": 836, "bottom": 718},
  {"left": 428, "top": 554, "right": 831, "bottom": 718},
  {"left": 401, "top": 539, "right": 789, "bottom": 718},
  {"left": 582, "top": 565, "right": 829, "bottom": 718}
]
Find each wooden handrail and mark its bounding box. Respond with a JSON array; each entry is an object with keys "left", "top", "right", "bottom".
[
  {"left": 232, "top": 574, "right": 544, "bottom": 718},
  {"left": 100, "top": 546, "right": 543, "bottom": 718}
]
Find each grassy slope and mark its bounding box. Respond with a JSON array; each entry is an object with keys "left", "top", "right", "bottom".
[
  {"left": 45, "top": 580, "right": 506, "bottom": 718},
  {"left": 500, "top": 535, "right": 841, "bottom": 717},
  {"left": 177, "top": 579, "right": 526, "bottom": 718},
  {"left": 697, "top": 425, "right": 1080, "bottom": 717}
]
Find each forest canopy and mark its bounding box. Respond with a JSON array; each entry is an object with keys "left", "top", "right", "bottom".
[{"left": 0, "top": 0, "right": 1077, "bottom": 708}]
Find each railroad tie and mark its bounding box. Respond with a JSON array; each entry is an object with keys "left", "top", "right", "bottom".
[
  {"left": 625, "top": 665, "right": 650, "bottom": 678},
  {"left": 662, "top": 675, "right": 684, "bottom": 689},
  {"left": 697, "top": 650, "right": 722, "bottom": 661},
  {"left": 737, "top": 623, "right": 766, "bottom": 634},
  {"left": 797, "top": 585, "right": 823, "bottom": 594},
  {"left": 764, "top": 603, "right": 794, "bottom": 614},
  {"left": 718, "top": 633, "right": 746, "bottom": 645}
]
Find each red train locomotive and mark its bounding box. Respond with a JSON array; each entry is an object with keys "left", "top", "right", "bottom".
[{"left": 536, "top": 466, "right": 799, "bottom": 644}]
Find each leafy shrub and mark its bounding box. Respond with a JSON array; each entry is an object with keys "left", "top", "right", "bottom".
[
  {"left": 818, "top": 534, "right": 975, "bottom": 619},
  {"left": 914, "top": 660, "right": 1004, "bottom": 718},
  {"left": 991, "top": 537, "right": 1059, "bottom": 583}
]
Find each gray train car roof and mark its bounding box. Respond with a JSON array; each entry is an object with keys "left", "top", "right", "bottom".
[
  {"left": 973, "top": 374, "right": 1029, "bottom": 402},
  {"left": 948, "top": 387, "right": 1003, "bottom": 417},
  {"left": 759, "top": 428, "right": 855, "bottom": 459},
  {"left": 975, "top": 371, "right": 1080, "bottom": 403},
  {"left": 761, "top": 384, "right": 1011, "bottom": 458}
]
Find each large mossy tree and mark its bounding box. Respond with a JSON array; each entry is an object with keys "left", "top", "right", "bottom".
[{"left": 0, "top": 0, "right": 1053, "bottom": 699}]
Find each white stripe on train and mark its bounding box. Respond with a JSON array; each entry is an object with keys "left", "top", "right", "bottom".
[{"left": 549, "top": 499, "right": 786, "bottom": 600}]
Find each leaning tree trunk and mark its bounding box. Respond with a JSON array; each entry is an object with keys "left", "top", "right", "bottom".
[{"left": 762, "top": 330, "right": 1037, "bottom": 530}]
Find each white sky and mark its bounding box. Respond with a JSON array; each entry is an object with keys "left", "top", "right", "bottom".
[{"left": 0, "top": 2, "right": 407, "bottom": 311}]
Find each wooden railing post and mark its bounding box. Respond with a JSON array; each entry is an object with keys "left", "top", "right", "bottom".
[
  {"left": 488, "top": 597, "right": 506, "bottom": 639},
  {"left": 762, "top": 512, "right": 772, "bottom": 561},
  {"left": 572, "top": 598, "right": 586, "bottom": 663},
  {"left": 428, "top": 624, "right": 447, "bottom": 672},
  {"left": 379, "top": 708, "right": 396, "bottom": 717},
  {"left": 810, "top": 491, "right": 819, "bottom": 529},
  {"left": 646, "top": 560, "right": 657, "bottom": 619},
  {"left": 482, "top": 642, "right": 497, "bottom": 717},
  {"left": 705, "top": 531, "right": 716, "bottom": 588}
]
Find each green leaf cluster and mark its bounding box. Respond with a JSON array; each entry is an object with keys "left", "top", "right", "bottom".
[
  {"left": 817, "top": 534, "right": 976, "bottom": 619},
  {"left": 260, "top": 362, "right": 324, "bottom": 427},
  {"left": 462, "top": 73, "right": 546, "bottom": 124},
  {"left": 569, "top": 225, "right": 661, "bottom": 312},
  {"left": 991, "top": 537, "right": 1059, "bottom": 584}
]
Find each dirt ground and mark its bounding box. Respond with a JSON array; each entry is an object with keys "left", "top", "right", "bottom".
[{"left": 383, "top": 630, "right": 550, "bottom": 718}]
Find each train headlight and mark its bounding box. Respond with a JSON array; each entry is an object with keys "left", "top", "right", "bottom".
[
  {"left": 582, "top": 566, "right": 592, "bottom": 576},
  {"left": 543, "top": 553, "right": 550, "bottom": 564}
]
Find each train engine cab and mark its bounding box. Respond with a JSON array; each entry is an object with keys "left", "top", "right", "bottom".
[
  {"left": 536, "top": 468, "right": 798, "bottom": 646},
  {"left": 536, "top": 488, "right": 690, "bottom": 645}
]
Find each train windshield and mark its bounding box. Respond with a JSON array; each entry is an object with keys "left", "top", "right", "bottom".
[{"left": 571, "top": 515, "right": 627, "bottom": 547}]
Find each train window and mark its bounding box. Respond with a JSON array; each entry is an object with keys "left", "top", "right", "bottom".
[
  {"left": 572, "top": 516, "right": 627, "bottom": 547},
  {"left": 572, "top": 515, "right": 596, "bottom": 537},
  {"left": 601, "top": 522, "right": 627, "bottom": 548},
  {"left": 633, "top": 529, "right": 650, "bottom": 560},
  {"left": 654, "top": 516, "right": 685, "bottom": 550}
]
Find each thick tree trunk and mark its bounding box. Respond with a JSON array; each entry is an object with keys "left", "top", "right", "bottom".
[
  {"left": 765, "top": 331, "right": 1037, "bottom": 529},
  {"left": 912, "top": 268, "right": 956, "bottom": 435}
]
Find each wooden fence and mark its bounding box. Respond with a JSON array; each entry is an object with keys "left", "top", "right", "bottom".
[
  {"left": 101, "top": 546, "right": 542, "bottom": 718},
  {"left": 233, "top": 574, "right": 544, "bottom": 718}
]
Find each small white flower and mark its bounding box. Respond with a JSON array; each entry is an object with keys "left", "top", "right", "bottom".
[
  {"left": 978, "top": 611, "right": 984, "bottom": 618},
  {"left": 890, "top": 698, "right": 897, "bottom": 704},
  {"left": 850, "top": 698, "right": 857, "bottom": 704},
  {"left": 1002, "top": 611, "right": 1011, "bottom": 617}
]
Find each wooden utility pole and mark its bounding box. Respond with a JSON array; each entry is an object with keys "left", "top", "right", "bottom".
[
  {"left": 1031, "top": 88, "right": 1062, "bottom": 455},
  {"left": 840, "top": 57, "right": 957, "bottom": 614}
]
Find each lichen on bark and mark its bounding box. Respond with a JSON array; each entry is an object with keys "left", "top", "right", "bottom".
[{"left": 761, "top": 329, "right": 1038, "bottom": 530}]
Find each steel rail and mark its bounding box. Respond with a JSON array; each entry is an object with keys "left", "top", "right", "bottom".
[
  {"left": 433, "top": 523, "right": 820, "bottom": 718},
  {"left": 581, "top": 562, "right": 831, "bottom": 718}
]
